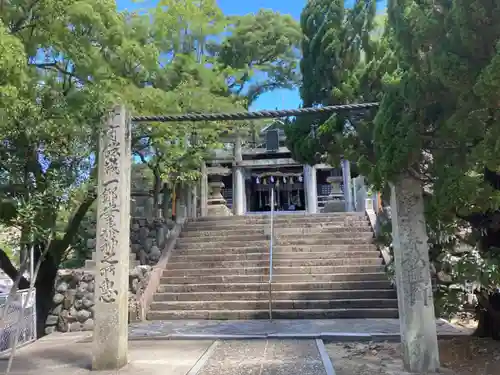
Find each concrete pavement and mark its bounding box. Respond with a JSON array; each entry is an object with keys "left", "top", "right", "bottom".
[
  {"left": 0, "top": 333, "right": 212, "bottom": 375},
  {"left": 0, "top": 333, "right": 335, "bottom": 375},
  {"left": 127, "top": 318, "right": 471, "bottom": 341},
  {"left": 0, "top": 319, "right": 472, "bottom": 375}
]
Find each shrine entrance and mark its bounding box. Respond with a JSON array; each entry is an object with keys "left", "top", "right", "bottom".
[{"left": 246, "top": 167, "right": 306, "bottom": 212}]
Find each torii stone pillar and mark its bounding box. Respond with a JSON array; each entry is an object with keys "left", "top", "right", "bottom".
[
  {"left": 342, "top": 159, "right": 353, "bottom": 211},
  {"left": 303, "top": 165, "right": 317, "bottom": 214},
  {"left": 390, "top": 173, "right": 440, "bottom": 372},
  {"left": 233, "top": 135, "right": 245, "bottom": 215},
  {"left": 200, "top": 162, "right": 208, "bottom": 217},
  {"left": 92, "top": 105, "right": 130, "bottom": 371}
]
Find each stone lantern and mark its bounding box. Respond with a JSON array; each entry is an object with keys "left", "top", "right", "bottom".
[
  {"left": 322, "top": 175, "right": 346, "bottom": 212},
  {"left": 207, "top": 166, "right": 233, "bottom": 216}
]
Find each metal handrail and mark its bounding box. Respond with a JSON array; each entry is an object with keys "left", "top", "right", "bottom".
[{"left": 268, "top": 187, "right": 274, "bottom": 321}]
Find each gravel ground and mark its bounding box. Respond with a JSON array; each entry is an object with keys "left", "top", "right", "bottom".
[{"left": 326, "top": 337, "right": 500, "bottom": 375}]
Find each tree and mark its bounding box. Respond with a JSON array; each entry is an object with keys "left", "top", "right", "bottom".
[
  {"left": 286, "top": 0, "right": 386, "bottom": 170},
  {"left": 130, "top": 0, "right": 246, "bottom": 208},
  {"left": 376, "top": 0, "right": 500, "bottom": 340},
  {"left": 214, "top": 9, "right": 302, "bottom": 107},
  {"left": 286, "top": 1, "right": 445, "bottom": 371},
  {"left": 288, "top": 0, "right": 500, "bottom": 346},
  {"left": 0, "top": 0, "right": 303, "bottom": 339},
  {"left": 0, "top": 0, "right": 160, "bottom": 337},
  {"left": 128, "top": 2, "right": 302, "bottom": 204}
]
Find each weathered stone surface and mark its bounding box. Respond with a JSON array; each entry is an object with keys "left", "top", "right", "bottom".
[
  {"left": 45, "top": 265, "right": 152, "bottom": 334},
  {"left": 45, "top": 315, "right": 59, "bottom": 326},
  {"left": 150, "top": 212, "right": 397, "bottom": 321},
  {"left": 198, "top": 339, "right": 325, "bottom": 375},
  {"left": 390, "top": 174, "right": 440, "bottom": 372},
  {"left": 52, "top": 293, "right": 64, "bottom": 304},
  {"left": 55, "top": 281, "right": 68, "bottom": 293},
  {"left": 128, "top": 318, "right": 469, "bottom": 339},
  {"left": 84, "top": 217, "right": 171, "bottom": 268},
  {"left": 232, "top": 136, "right": 245, "bottom": 216},
  {"left": 76, "top": 309, "right": 91, "bottom": 322},
  {"left": 207, "top": 204, "right": 232, "bottom": 217},
  {"left": 91, "top": 105, "right": 130, "bottom": 370},
  {"left": 321, "top": 200, "right": 346, "bottom": 213},
  {"left": 303, "top": 165, "right": 317, "bottom": 214}
]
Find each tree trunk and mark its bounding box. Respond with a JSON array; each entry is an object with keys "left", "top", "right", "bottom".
[
  {"left": 161, "top": 183, "right": 170, "bottom": 220},
  {"left": 474, "top": 291, "right": 500, "bottom": 340},
  {"left": 462, "top": 167, "right": 500, "bottom": 340},
  {"left": 0, "top": 191, "right": 96, "bottom": 338},
  {"left": 0, "top": 246, "right": 57, "bottom": 338}
]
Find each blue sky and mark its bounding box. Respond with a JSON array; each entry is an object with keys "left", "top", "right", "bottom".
[{"left": 117, "top": 0, "right": 387, "bottom": 111}]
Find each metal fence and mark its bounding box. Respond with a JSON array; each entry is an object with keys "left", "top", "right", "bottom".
[{"left": 0, "top": 289, "right": 37, "bottom": 355}]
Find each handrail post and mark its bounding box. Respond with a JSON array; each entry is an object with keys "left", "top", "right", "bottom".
[{"left": 268, "top": 187, "right": 274, "bottom": 321}]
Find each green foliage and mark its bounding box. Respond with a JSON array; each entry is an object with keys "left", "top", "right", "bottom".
[
  {"left": 374, "top": 0, "right": 500, "bottom": 210},
  {"left": 215, "top": 9, "right": 302, "bottom": 107},
  {"left": 290, "top": 0, "right": 500, "bottom": 323},
  {"left": 0, "top": 0, "right": 303, "bottom": 276},
  {"left": 132, "top": 3, "right": 302, "bottom": 193},
  {"left": 0, "top": 225, "right": 18, "bottom": 263},
  {"left": 376, "top": 3, "right": 500, "bottom": 320},
  {"left": 286, "top": 0, "right": 388, "bottom": 175},
  {"left": 0, "top": 0, "right": 158, "bottom": 268}
]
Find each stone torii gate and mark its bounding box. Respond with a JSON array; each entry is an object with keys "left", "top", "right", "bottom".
[{"left": 91, "top": 102, "right": 439, "bottom": 373}]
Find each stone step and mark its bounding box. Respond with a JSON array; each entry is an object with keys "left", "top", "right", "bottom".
[
  {"left": 175, "top": 237, "right": 373, "bottom": 249},
  {"left": 148, "top": 210, "right": 392, "bottom": 322},
  {"left": 174, "top": 244, "right": 378, "bottom": 255},
  {"left": 189, "top": 217, "right": 368, "bottom": 228},
  {"left": 277, "top": 227, "right": 373, "bottom": 236},
  {"left": 160, "top": 272, "right": 389, "bottom": 284},
  {"left": 180, "top": 229, "right": 374, "bottom": 240},
  {"left": 192, "top": 212, "right": 365, "bottom": 222},
  {"left": 166, "top": 258, "right": 383, "bottom": 270},
  {"left": 164, "top": 265, "right": 385, "bottom": 277},
  {"left": 177, "top": 234, "right": 268, "bottom": 243},
  {"left": 185, "top": 221, "right": 371, "bottom": 231},
  {"left": 146, "top": 307, "right": 399, "bottom": 320},
  {"left": 157, "top": 280, "right": 394, "bottom": 293},
  {"left": 149, "top": 298, "right": 399, "bottom": 311},
  {"left": 170, "top": 250, "right": 381, "bottom": 262},
  {"left": 177, "top": 232, "right": 373, "bottom": 244},
  {"left": 153, "top": 289, "right": 397, "bottom": 301},
  {"left": 274, "top": 237, "right": 375, "bottom": 247},
  {"left": 180, "top": 225, "right": 372, "bottom": 238}
]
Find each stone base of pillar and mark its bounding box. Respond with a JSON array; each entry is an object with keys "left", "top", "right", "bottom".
[
  {"left": 322, "top": 200, "right": 346, "bottom": 213},
  {"left": 207, "top": 204, "right": 233, "bottom": 217},
  {"left": 321, "top": 176, "right": 345, "bottom": 213},
  {"left": 207, "top": 181, "right": 232, "bottom": 217}
]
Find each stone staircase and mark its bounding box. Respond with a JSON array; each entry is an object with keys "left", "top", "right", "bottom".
[{"left": 147, "top": 212, "right": 398, "bottom": 320}]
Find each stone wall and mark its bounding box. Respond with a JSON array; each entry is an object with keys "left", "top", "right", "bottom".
[
  {"left": 47, "top": 215, "right": 175, "bottom": 333},
  {"left": 84, "top": 217, "right": 174, "bottom": 267},
  {"left": 130, "top": 217, "right": 173, "bottom": 265},
  {"left": 45, "top": 265, "right": 152, "bottom": 334}
]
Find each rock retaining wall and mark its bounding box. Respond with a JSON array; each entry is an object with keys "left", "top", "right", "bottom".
[
  {"left": 45, "top": 265, "right": 152, "bottom": 334},
  {"left": 84, "top": 217, "right": 174, "bottom": 267},
  {"left": 130, "top": 217, "right": 173, "bottom": 265}
]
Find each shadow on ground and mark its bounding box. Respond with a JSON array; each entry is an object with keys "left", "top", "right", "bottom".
[{"left": 0, "top": 337, "right": 213, "bottom": 375}]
